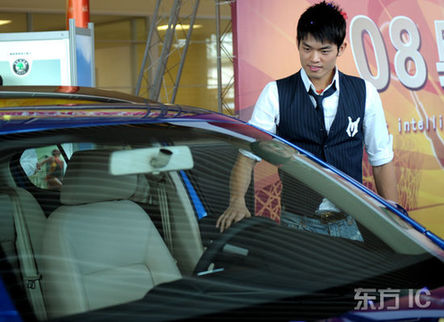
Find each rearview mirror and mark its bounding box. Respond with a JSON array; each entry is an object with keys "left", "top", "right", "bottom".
[{"left": 110, "top": 146, "right": 193, "bottom": 175}]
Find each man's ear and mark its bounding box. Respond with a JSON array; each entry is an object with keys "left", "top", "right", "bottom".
[{"left": 337, "top": 41, "right": 347, "bottom": 57}]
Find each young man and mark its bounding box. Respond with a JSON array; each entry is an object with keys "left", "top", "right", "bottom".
[{"left": 216, "top": 1, "right": 398, "bottom": 235}]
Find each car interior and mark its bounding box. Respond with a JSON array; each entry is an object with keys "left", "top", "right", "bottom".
[
  {"left": 0, "top": 124, "right": 244, "bottom": 319},
  {"left": 1, "top": 123, "right": 444, "bottom": 321}
]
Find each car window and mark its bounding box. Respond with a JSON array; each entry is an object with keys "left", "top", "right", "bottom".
[
  {"left": 20, "top": 146, "right": 67, "bottom": 190},
  {"left": 20, "top": 143, "right": 97, "bottom": 190},
  {"left": 4, "top": 123, "right": 443, "bottom": 321}
]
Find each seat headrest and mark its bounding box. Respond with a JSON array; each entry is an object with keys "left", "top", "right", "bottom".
[{"left": 61, "top": 150, "right": 137, "bottom": 205}]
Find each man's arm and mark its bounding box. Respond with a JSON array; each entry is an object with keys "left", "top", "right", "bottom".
[
  {"left": 363, "top": 81, "right": 398, "bottom": 203},
  {"left": 36, "top": 156, "right": 51, "bottom": 170},
  {"left": 372, "top": 160, "right": 398, "bottom": 202},
  {"left": 216, "top": 153, "right": 256, "bottom": 232},
  {"left": 215, "top": 81, "right": 278, "bottom": 232}
]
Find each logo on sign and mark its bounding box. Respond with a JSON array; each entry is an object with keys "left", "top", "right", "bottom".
[{"left": 13, "top": 58, "right": 29, "bottom": 76}]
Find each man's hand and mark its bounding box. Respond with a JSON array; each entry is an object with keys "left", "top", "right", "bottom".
[
  {"left": 216, "top": 153, "right": 256, "bottom": 232},
  {"left": 216, "top": 198, "right": 251, "bottom": 232}
]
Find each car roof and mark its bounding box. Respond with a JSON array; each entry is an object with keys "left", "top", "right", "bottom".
[
  {"left": 0, "top": 86, "right": 238, "bottom": 135},
  {"left": 0, "top": 85, "right": 152, "bottom": 105}
]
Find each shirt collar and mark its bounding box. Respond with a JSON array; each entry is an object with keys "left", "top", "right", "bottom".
[{"left": 300, "top": 67, "right": 340, "bottom": 95}]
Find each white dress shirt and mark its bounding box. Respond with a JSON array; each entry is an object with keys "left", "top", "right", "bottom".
[{"left": 249, "top": 68, "right": 393, "bottom": 166}]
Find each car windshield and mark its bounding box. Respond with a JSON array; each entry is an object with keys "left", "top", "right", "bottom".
[{"left": 2, "top": 121, "right": 444, "bottom": 321}]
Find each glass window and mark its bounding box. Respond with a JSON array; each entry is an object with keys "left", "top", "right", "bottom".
[
  {"left": 6, "top": 123, "right": 444, "bottom": 321},
  {"left": 20, "top": 143, "right": 95, "bottom": 190},
  {"left": 21, "top": 146, "right": 67, "bottom": 190}
]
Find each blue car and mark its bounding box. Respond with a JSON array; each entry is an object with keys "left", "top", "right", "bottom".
[{"left": 0, "top": 86, "right": 443, "bottom": 321}]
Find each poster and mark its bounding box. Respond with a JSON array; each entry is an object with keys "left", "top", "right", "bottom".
[
  {"left": 0, "top": 23, "right": 94, "bottom": 87},
  {"left": 0, "top": 35, "right": 70, "bottom": 86},
  {"left": 233, "top": 0, "right": 444, "bottom": 236}
]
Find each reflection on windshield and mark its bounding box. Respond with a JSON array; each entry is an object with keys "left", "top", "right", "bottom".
[
  {"left": 249, "top": 139, "right": 362, "bottom": 241},
  {"left": 8, "top": 123, "right": 444, "bottom": 322}
]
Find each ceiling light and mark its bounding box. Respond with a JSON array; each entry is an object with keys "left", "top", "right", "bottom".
[
  {"left": 157, "top": 24, "right": 202, "bottom": 31},
  {"left": 0, "top": 20, "right": 12, "bottom": 26}
]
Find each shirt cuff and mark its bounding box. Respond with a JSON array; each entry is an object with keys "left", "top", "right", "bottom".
[
  {"left": 367, "top": 133, "right": 394, "bottom": 166},
  {"left": 368, "top": 151, "right": 394, "bottom": 166}
]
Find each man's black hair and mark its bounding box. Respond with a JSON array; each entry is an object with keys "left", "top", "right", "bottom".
[{"left": 297, "top": 1, "right": 346, "bottom": 48}]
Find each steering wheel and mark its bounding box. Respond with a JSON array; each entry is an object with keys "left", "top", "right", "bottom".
[{"left": 193, "top": 216, "right": 275, "bottom": 275}]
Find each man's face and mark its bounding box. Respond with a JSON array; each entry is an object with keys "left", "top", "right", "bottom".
[{"left": 298, "top": 34, "right": 346, "bottom": 88}]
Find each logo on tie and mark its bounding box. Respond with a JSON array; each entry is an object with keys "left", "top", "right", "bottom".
[{"left": 346, "top": 116, "right": 360, "bottom": 137}]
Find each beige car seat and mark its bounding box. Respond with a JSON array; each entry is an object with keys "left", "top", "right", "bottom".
[
  {"left": 41, "top": 149, "right": 181, "bottom": 319},
  {"left": 0, "top": 187, "right": 47, "bottom": 270},
  {"left": 0, "top": 184, "right": 47, "bottom": 320}
]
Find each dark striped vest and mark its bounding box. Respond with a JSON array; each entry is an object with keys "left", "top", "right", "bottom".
[{"left": 277, "top": 71, "right": 366, "bottom": 183}]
